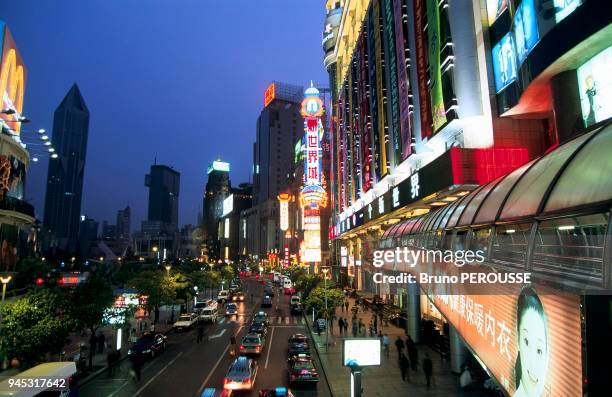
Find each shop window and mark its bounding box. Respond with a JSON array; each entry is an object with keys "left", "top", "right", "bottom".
[
  {"left": 491, "top": 223, "right": 532, "bottom": 268},
  {"left": 532, "top": 213, "right": 608, "bottom": 284},
  {"left": 441, "top": 231, "right": 453, "bottom": 250}
]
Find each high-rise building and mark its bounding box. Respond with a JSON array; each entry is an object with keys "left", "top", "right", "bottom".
[
  {"left": 219, "top": 183, "right": 252, "bottom": 261},
  {"left": 77, "top": 216, "right": 98, "bottom": 259},
  {"left": 116, "top": 205, "right": 131, "bottom": 240},
  {"left": 43, "top": 84, "right": 90, "bottom": 253},
  {"left": 101, "top": 221, "right": 117, "bottom": 240},
  {"left": 145, "top": 164, "right": 180, "bottom": 227},
  {"left": 202, "top": 159, "right": 231, "bottom": 260},
  {"left": 134, "top": 164, "right": 180, "bottom": 258}
]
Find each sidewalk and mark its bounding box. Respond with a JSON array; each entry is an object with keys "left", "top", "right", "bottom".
[{"left": 306, "top": 298, "right": 492, "bottom": 397}]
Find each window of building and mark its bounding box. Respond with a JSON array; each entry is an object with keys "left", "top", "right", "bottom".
[
  {"left": 491, "top": 223, "right": 532, "bottom": 268},
  {"left": 470, "top": 227, "right": 492, "bottom": 257},
  {"left": 532, "top": 213, "right": 608, "bottom": 284},
  {"left": 453, "top": 230, "right": 468, "bottom": 251}
]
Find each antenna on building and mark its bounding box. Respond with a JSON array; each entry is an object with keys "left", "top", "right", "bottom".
[{"left": 154, "top": 155, "right": 157, "bottom": 165}]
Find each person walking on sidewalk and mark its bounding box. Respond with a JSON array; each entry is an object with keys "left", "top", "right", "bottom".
[
  {"left": 89, "top": 333, "right": 98, "bottom": 357},
  {"left": 382, "top": 333, "right": 390, "bottom": 358},
  {"left": 399, "top": 353, "right": 410, "bottom": 381},
  {"left": 423, "top": 353, "right": 433, "bottom": 388},
  {"left": 97, "top": 332, "right": 106, "bottom": 354},
  {"left": 338, "top": 317, "right": 344, "bottom": 335},
  {"left": 131, "top": 355, "right": 143, "bottom": 382},
  {"left": 395, "top": 336, "right": 405, "bottom": 358},
  {"left": 196, "top": 322, "right": 205, "bottom": 343},
  {"left": 407, "top": 337, "right": 418, "bottom": 371},
  {"left": 352, "top": 321, "right": 358, "bottom": 337},
  {"left": 344, "top": 300, "right": 349, "bottom": 312}
]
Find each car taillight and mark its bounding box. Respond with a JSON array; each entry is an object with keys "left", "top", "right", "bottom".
[
  {"left": 224, "top": 378, "right": 230, "bottom": 384},
  {"left": 240, "top": 345, "right": 245, "bottom": 350}
]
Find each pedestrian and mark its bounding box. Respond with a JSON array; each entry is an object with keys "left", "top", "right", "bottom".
[
  {"left": 399, "top": 353, "right": 410, "bottom": 381},
  {"left": 382, "top": 333, "right": 390, "bottom": 358},
  {"left": 338, "top": 317, "right": 344, "bottom": 335},
  {"left": 378, "top": 311, "right": 384, "bottom": 327},
  {"left": 358, "top": 319, "right": 364, "bottom": 336},
  {"left": 344, "top": 300, "right": 349, "bottom": 312},
  {"left": 352, "top": 322, "right": 358, "bottom": 337},
  {"left": 317, "top": 318, "right": 322, "bottom": 336},
  {"left": 132, "top": 355, "right": 143, "bottom": 382},
  {"left": 196, "top": 323, "right": 205, "bottom": 343},
  {"left": 408, "top": 343, "right": 419, "bottom": 371},
  {"left": 343, "top": 318, "right": 349, "bottom": 334},
  {"left": 97, "top": 332, "right": 106, "bottom": 354},
  {"left": 373, "top": 315, "right": 378, "bottom": 334},
  {"left": 423, "top": 353, "right": 433, "bottom": 388},
  {"left": 395, "top": 336, "right": 405, "bottom": 357},
  {"left": 150, "top": 323, "right": 155, "bottom": 333},
  {"left": 106, "top": 350, "right": 115, "bottom": 375},
  {"left": 89, "top": 333, "right": 97, "bottom": 356}
]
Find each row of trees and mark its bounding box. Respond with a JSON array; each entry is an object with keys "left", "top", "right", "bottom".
[{"left": 288, "top": 266, "right": 345, "bottom": 319}]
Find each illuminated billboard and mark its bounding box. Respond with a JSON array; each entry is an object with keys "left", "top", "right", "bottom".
[
  {"left": 492, "top": 33, "right": 517, "bottom": 93},
  {"left": 207, "top": 160, "right": 230, "bottom": 174},
  {"left": 343, "top": 339, "right": 381, "bottom": 366},
  {"left": 322, "top": 8, "right": 342, "bottom": 53},
  {"left": 277, "top": 193, "right": 291, "bottom": 231},
  {"left": 0, "top": 21, "right": 26, "bottom": 135},
  {"left": 513, "top": 0, "right": 539, "bottom": 65},
  {"left": 223, "top": 218, "right": 229, "bottom": 239},
  {"left": 222, "top": 194, "right": 233, "bottom": 217},
  {"left": 553, "top": 0, "right": 582, "bottom": 23},
  {"left": 577, "top": 46, "right": 612, "bottom": 127},
  {"left": 264, "top": 82, "right": 275, "bottom": 107},
  {"left": 486, "top": 0, "right": 508, "bottom": 26}
]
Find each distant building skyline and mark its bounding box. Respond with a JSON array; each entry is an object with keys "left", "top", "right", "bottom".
[{"left": 43, "top": 83, "right": 90, "bottom": 253}]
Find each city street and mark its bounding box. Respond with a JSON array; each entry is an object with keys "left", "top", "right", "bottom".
[{"left": 79, "top": 279, "right": 331, "bottom": 397}]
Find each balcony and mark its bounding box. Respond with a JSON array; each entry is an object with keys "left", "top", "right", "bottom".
[{"left": 0, "top": 195, "right": 35, "bottom": 224}]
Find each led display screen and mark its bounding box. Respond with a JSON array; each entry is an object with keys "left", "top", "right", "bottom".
[
  {"left": 577, "top": 47, "right": 612, "bottom": 128},
  {"left": 553, "top": 0, "right": 582, "bottom": 23},
  {"left": 513, "top": 0, "right": 539, "bottom": 65},
  {"left": 486, "top": 0, "right": 508, "bottom": 26},
  {"left": 0, "top": 22, "right": 27, "bottom": 135},
  {"left": 343, "top": 339, "right": 381, "bottom": 366},
  {"left": 222, "top": 194, "right": 233, "bottom": 217},
  {"left": 492, "top": 33, "right": 517, "bottom": 93}
]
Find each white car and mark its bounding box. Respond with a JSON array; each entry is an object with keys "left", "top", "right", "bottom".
[
  {"left": 200, "top": 305, "right": 219, "bottom": 323},
  {"left": 173, "top": 313, "right": 199, "bottom": 331},
  {"left": 290, "top": 295, "right": 301, "bottom": 305},
  {"left": 217, "top": 290, "right": 229, "bottom": 303}
]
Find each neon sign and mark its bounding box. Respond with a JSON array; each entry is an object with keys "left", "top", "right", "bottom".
[
  {"left": 264, "top": 82, "right": 275, "bottom": 107},
  {"left": 0, "top": 23, "right": 26, "bottom": 135},
  {"left": 277, "top": 193, "right": 291, "bottom": 231}
]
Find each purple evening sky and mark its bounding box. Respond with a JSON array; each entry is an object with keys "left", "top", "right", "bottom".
[{"left": 2, "top": 0, "right": 328, "bottom": 229}]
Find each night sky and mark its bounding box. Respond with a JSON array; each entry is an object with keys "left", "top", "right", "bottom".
[{"left": 2, "top": 0, "right": 328, "bottom": 230}]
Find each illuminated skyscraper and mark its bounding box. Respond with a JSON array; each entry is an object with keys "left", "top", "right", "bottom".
[{"left": 43, "top": 84, "right": 90, "bottom": 253}]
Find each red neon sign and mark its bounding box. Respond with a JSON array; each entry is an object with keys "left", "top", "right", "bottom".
[{"left": 264, "top": 83, "right": 275, "bottom": 107}]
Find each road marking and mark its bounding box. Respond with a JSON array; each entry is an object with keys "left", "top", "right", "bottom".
[
  {"left": 195, "top": 325, "right": 243, "bottom": 396},
  {"left": 219, "top": 318, "right": 226, "bottom": 324},
  {"left": 106, "top": 379, "right": 129, "bottom": 397},
  {"left": 209, "top": 329, "right": 227, "bottom": 339},
  {"left": 133, "top": 351, "right": 183, "bottom": 397},
  {"left": 276, "top": 317, "right": 281, "bottom": 324},
  {"left": 285, "top": 316, "right": 290, "bottom": 325},
  {"left": 264, "top": 326, "right": 275, "bottom": 369}
]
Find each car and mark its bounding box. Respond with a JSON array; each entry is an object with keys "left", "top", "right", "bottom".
[
  {"left": 290, "top": 303, "right": 303, "bottom": 315},
  {"left": 258, "top": 387, "right": 296, "bottom": 397},
  {"left": 232, "top": 291, "right": 245, "bottom": 302},
  {"left": 173, "top": 313, "right": 199, "bottom": 331},
  {"left": 128, "top": 332, "right": 167, "bottom": 359},
  {"left": 290, "top": 295, "right": 301, "bottom": 305},
  {"left": 288, "top": 334, "right": 310, "bottom": 356},
  {"left": 248, "top": 320, "right": 267, "bottom": 337},
  {"left": 239, "top": 333, "right": 265, "bottom": 355},
  {"left": 217, "top": 290, "right": 229, "bottom": 303},
  {"left": 253, "top": 311, "right": 269, "bottom": 325},
  {"left": 199, "top": 305, "right": 219, "bottom": 323},
  {"left": 224, "top": 356, "right": 258, "bottom": 391},
  {"left": 288, "top": 354, "right": 319, "bottom": 385},
  {"left": 225, "top": 302, "right": 238, "bottom": 316},
  {"left": 194, "top": 298, "right": 214, "bottom": 311},
  {"left": 261, "top": 295, "right": 273, "bottom": 308},
  {"left": 229, "top": 284, "right": 240, "bottom": 294}
]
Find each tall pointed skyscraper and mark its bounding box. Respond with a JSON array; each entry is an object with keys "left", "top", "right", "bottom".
[{"left": 43, "top": 84, "right": 90, "bottom": 253}]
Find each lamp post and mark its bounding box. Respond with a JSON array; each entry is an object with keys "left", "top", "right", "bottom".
[
  {"left": 152, "top": 246, "right": 159, "bottom": 265},
  {"left": 322, "top": 266, "right": 330, "bottom": 352},
  {"left": 1, "top": 275, "right": 12, "bottom": 369},
  {"left": 164, "top": 264, "right": 174, "bottom": 323}
]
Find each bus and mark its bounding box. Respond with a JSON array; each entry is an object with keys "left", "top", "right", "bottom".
[
  {"left": 0, "top": 362, "right": 78, "bottom": 396},
  {"left": 282, "top": 277, "right": 295, "bottom": 295}
]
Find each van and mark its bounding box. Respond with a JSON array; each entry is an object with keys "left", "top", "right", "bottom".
[
  {"left": 282, "top": 278, "right": 295, "bottom": 295},
  {"left": 200, "top": 305, "right": 219, "bottom": 323},
  {"left": 217, "top": 290, "right": 229, "bottom": 303}
]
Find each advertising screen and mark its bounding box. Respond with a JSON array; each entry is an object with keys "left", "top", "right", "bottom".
[
  {"left": 322, "top": 8, "right": 342, "bottom": 53},
  {"left": 513, "top": 0, "right": 539, "bottom": 65},
  {"left": 554, "top": 0, "right": 582, "bottom": 23},
  {"left": 492, "top": 33, "right": 517, "bottom": 93},
  {"left": 343, "top": 339, "right": 381, "bottom": 366},
  {"left": 222, "top": 194, "right": 233, "bottom": 217},
  {"left": 426, "top": 0, "right": 447, "bottom": 132},
  {"left": 486, "top": 0, "right": 508, "bottom": 26},
  {"left": 577, "top": 46, "right": 612, "bottom": 127}
]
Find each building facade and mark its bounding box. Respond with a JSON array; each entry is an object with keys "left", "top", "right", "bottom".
[
  {"left": 43, "top": 84, "right": 90, "bottom": 255},
  {"left": 0, "top": 20, "right": 35, "bottom": 271},
  {"left": 116, "top": 205, "right": 131, "bottom": 241},
  {"left": 219, "top": 183, "right": 252, "bottom": 262},
  {"left": 202, "top": 160, "right": 231, "bottom": 260},
  {"left": 324, "top": 0, "right": 611, "bottom": 394}
]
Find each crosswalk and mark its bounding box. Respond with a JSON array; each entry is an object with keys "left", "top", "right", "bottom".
[{"left": 218, "top": 316, "right": 306, "bottom": 326}]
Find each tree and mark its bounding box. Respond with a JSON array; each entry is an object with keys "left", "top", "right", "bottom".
[
  {"left": 69, "top": 276, "right": 114, "bottom": 369},
  {"left": 304, "top": 287, "right": 345, "bottom": 319},
  {"left": 0, "top": 289, "right": 74, "bottom": 367},
  {"left": 294, "top": 274, "right": 320, "bottom": 301},
  {"left": 128, "top": 270, "right": 176, "bottom": 324}
]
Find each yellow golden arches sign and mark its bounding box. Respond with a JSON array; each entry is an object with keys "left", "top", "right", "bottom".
[{"left": 0, "top": 47, "right": 26, "bottom": 134}]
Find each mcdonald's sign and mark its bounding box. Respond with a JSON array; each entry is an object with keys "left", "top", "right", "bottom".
[{"left": 0, "top": 21, "right": 26, "bottom": 135}]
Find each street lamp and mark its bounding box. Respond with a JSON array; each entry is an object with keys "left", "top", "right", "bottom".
[
  {"left": 164, "top": 264, "right": 174, "bottom": 323},
  {"left": 322, "top": 266, "right": 330, "bottom": 352},
  {"left": 0, "top": 275, "right": 12, "bottom": 369}
]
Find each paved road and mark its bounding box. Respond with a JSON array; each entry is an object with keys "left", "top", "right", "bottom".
[{"left": 79, "top": 278, "right": 331, "bottom": 397}]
